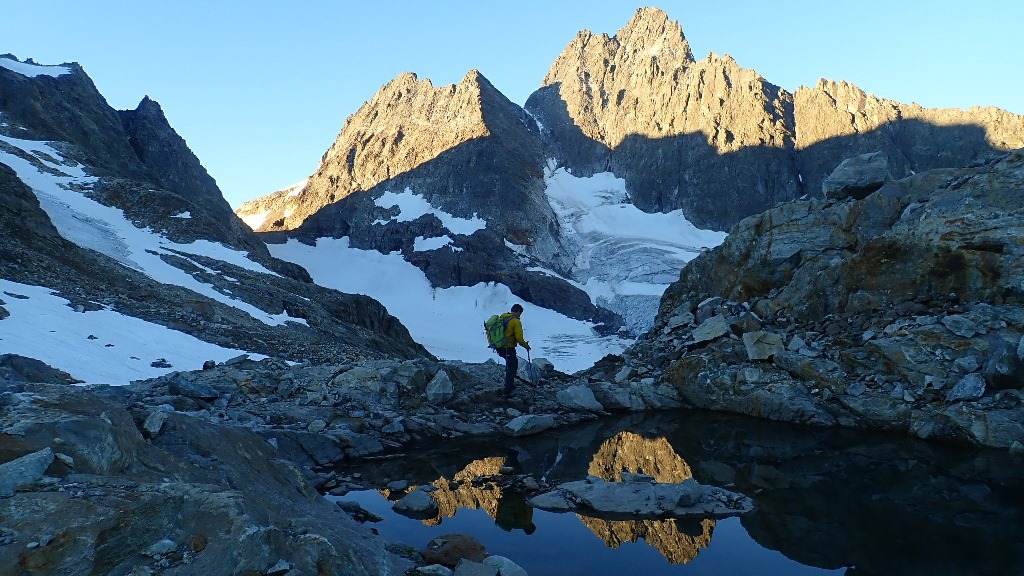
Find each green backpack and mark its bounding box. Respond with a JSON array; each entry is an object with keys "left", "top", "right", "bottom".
[{"left": 484, "top": 314, "right": 513, "bottom": 349}]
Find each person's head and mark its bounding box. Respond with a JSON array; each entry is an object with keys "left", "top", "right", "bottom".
[{"left": 511, "top": 303, "right": 524, "bottom": 317}]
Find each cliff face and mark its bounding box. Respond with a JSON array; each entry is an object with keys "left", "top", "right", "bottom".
[
  {"left": 240, "top": 72, "right": 492, "bottom": 232},
  {"left": 794, "top": 79, "right": 1024, "bottom": 194},
  {"left": 527, "top": 7, "right": 799, "bottom": 230},
  {"left": 240, "top": 71, "right": 547, "bottom": 238},
  {"left": 526, "top": 7, "right": 1024, "bottom": 229}
]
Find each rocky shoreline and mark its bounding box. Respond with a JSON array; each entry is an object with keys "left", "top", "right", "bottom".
[
  {"left": 0, "top": 351, "right": 610, "bottom": 575},
  {"left": 2, "top": 300, "right": 1022, "bottom": 575},
  {"left": 4, "top": 151, "right": 1024, "bottom": 574}
]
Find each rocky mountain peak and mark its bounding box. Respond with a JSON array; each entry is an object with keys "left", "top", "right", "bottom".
[
  {"left": 242, "top": 69, "right": 507, "bottom": 232},
  {"left": 541, "top": 8, "right": 768, "bottom": 150},
  {"left": 617, "top": 6, "right": 694, "bottom": 63}
]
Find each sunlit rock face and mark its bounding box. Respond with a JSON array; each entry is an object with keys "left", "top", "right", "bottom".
[
  {"left": 794, "top": 79, "right": 1024, "bottom": 199},
  {"left": 239, "top": 71, "right": 497, "bottom": 233},
  {"left": 528, "top": 7, "right": 797, "bottom": 230},
  {"left": 527, "top": 7, "right": 1024, "bottom": 230},
  {"left": 580, "top": 431, "right": 714, "bottom": 564}
]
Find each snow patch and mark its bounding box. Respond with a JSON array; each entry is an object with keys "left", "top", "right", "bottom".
[
  {"left": 375, "top": 188, "right": 486, "bottom": 235},
  {"left": 414, "top": 235, "right": 454, "bottom": 251},
  {"left": 0, "top": 279, "right": 261, "bottom": 385},
  {"left": 0, "top": 57, "right": 71, "bottom": 78},
  {"left": 241, "top": 210, "right": 271, "bottom": 229},
  {"left": 0, "top": 135, "right": 292, "bottom": 326}
]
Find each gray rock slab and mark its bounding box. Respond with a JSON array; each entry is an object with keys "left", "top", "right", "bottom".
[
  {"left": 167, "top": 376, "right": 220, "bottom": 400},
  {"left": 556, "top": 384, "right": 604, "bottom": 412},
  {"left": 426, "top": 370, "right": 455, "bottom": 404},
  {"left": 822, "top": 151, "right": 890, "bottom": 200},
  {"left": 453, "top": 559, "right": 499, "bottom": 576},
  {"left": 142, "top": 410, "right": 168, "bottom": 438},
  {"left": 946, "top": 373, "right": 986, "bottom": 402},
  {"left": 482, "top": 556, "right": 527, "bottom": 576},
  {"left": 0, "top": 448, "right": 54, "bottom": 497},
  {"left": 742, "top": 331, "right": 785, "bottom": 361},
  {"left": 527, "top": 476, "right": 752, "bottom": 519},
  {"left": 691, "top": 315, "right": 729, "bottom": 344},
  {"left": 503, "top": 414, "right": 556, "bottom": 437}
]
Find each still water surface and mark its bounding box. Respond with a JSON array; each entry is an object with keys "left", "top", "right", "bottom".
[{"left": 333, "top": 411, "right": 1024, "bottom": 576}]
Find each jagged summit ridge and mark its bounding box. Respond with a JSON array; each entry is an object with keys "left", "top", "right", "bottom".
[
  {"left": 240, "top": 69, "right": 513, "bottom": 232},
  {"left": 540, "top": 7, "right": 709, "bottom": 148}
]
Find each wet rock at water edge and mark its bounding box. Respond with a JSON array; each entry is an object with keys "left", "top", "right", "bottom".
[
  {"left": 393, "top": 488, "right": 439, "bottom": 519},
  {"left": 453, "top": 559, "right": 498, "bottom": 576},
  {"left": 503, "top": 414, "right": 556, "bottom": 437},
  {"left": 527, "top": 476, "right": 753, "bottom": 519}
]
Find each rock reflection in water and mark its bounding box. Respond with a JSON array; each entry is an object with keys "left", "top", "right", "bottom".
[
  {"left": 388, "top": 456, "right": 509, "bottom": 528},
  {"left": 583, "top": 431, "right": 714, "bottom": 564},
  {"left": 341, "top": 410, "right": 1024, "bottom": 576}
]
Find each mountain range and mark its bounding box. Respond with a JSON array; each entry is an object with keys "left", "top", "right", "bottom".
[
  {"left": 237, "top": 7, "right": 1024, "bottom": 361},
  {"left": 1, "top": 5, "right": 1023, "bottom": 396}
]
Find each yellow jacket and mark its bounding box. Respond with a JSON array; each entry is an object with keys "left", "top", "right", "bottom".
[{"left": 501, "top": 313, "right": 530, "bottom": 350}]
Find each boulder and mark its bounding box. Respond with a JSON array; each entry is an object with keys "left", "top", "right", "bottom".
[
  {"left": 742, "top": 331, "right": 785, "bottom": 361},
  {"left": 0, "top": 448, "right": 54, "bottom": 497},
  {"left": 482, "top": 556, "right": 527, "bottom": 576},
  {"left": 0, "top": 354, "right": 75, "bottom": 384},
  {"left": 142, "top": 410, "right": 169, "bottom": 438},
  {"left": 527, "top": 476, "right": 752, "bottom": 518},
  {"left": 822, "top": 151, "right": 891, "bottom": 200},
  {"left": 946, "top": 373, "right": 987, "bottom": 402},
  {"left": 167, "top": 375, "right": 221, "bottom": 401},
  {"left": 453, "top": 559, "right": 498, "bottom": 576},
  {"left": 503, "top": 414, "right": 556, "bottom": 437},
  {"left": 421, "top": 534, "right": 488, "bottom": 567},
  {"left": 691, "top": 315, "right": 729, "bottom": 344},
  {"left": 555, "top": 384, "right": 604, "bottom": 412},
  {"left": 426, "top": 370, "right": 455, "bottom": 404},
  {"left": 393, "top": 489, "right": 439, "bottom": 519}
]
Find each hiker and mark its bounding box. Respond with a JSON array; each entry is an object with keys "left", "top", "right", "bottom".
[{"left": 496, "top": 303, "right": 530, "bottom": 397}]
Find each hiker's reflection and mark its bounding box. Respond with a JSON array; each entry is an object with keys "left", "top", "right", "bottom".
[{"left": 495, "top": 491, "right": 536, "bottom": 535}]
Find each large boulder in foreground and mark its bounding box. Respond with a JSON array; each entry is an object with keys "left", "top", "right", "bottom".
[{"left": 0, "top": 381, "right": 411, "bottom": 575}]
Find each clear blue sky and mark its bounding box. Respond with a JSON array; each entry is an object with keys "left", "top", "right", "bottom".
[{"left": 6, "top": 1, "right": 1023, "bottom": 209}]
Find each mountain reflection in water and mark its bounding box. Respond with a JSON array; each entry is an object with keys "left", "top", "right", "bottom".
[{"left": 335, "top": 410, "right": 1024, "bottom": 576}]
